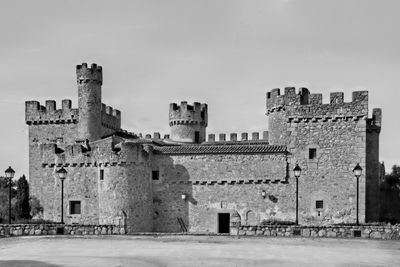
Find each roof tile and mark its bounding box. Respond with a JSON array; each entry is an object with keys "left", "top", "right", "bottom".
[{"left": 153, "top": 144, "right": 286, "bottom": 155}]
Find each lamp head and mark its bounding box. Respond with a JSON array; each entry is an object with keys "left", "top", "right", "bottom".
[
  {"left": 57, "top": 167, "right": 68, "bottom": 180},
  {"left": 353, "top": 163, "right": 362, "bottom": 177},
  {"left": 5, "top": 166, "right": 15, "bottom": 179},
  {"left": 181, "top": 193, "right": 187, "bottom": 200},
  {"left": 293, "top": 164, "right": 302, "bottom": 178}
]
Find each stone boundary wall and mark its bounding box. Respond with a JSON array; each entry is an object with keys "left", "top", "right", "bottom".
[
  {"left": 0, "top": 224, "right": 126, "bottom": 237},
  {"left": 234, "top": 225, "right": 400, "bottom": 240}
]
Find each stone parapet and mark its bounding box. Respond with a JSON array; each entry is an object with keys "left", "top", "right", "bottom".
[
  {"left": 235, "top": 224, "right": 400, "bottom": 239},
  {"left": 0, "top": 224, "right": 126, "bottom": 236},
  {"left": 25, "top": 100, "right": 79, "bottom": 125},
  {"left": 266, "top": 88, "right": 369, "bottom": 118},
  {"left": 101, "top": 103, "right": 121, "bottom": 131}
]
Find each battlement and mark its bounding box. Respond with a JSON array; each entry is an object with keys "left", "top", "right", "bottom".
[
  {"left": 266, "top": 87, "right": 368, "bottom": 117},
  {"left": 40, "top": 137, "right": 145, "bottom": 166},
  {"left": 169, "top": 101, "right": 208, "bottom": 126},
  {"left": 101, "top": 103, "right": 121, "bottom": 131},
  {"left": 25, "top": 100, "right": 79, "bottom": 125},
  {"left": 206, "top": 131, "right": 269, "bottom": 143},
  {"left": 76, "top": 63, "right": 103, "bottom": 85}
]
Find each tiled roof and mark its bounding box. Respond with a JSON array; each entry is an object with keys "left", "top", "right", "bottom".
[{"left": 153, "top": 144, "right": 286, "bottom": 155}]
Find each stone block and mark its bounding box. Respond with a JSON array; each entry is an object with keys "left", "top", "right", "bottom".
[
  {"left": 327, "top": 231, "right": 336, "bottom": 238},
  {"left": 246, "top": 230, "right": 256, "bottom": 236},
  {"left": 311, "top": 230, "right": 318, "bottom": 237},
  {"left": 302, "top": 229, "right": 310, "bottom": 237},
  {"left": 256, "top": 230, "right": 264, "bottom": 236},
  {"left": 318, "top": 229, "right": 326, "bottom": 237}
]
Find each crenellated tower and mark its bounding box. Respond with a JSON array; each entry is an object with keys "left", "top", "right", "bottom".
[
  {"left": 169, "top": 101, "right": 208, "bottom": 143},
  {"left": 266, "top": 86, "right": 381, "bottom": 223},
  {"left": 77, "top": 63, "right": 103, "bottom": 142}
]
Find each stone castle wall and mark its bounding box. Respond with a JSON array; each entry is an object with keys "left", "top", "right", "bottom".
[
  {"left": 152, "top": 153, "right": 289, "bottom": 232},
  {"left": 34, "top": 137, "right": 153, "bottom": 233}
]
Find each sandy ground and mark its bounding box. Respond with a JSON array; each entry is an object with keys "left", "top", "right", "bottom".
[{"left": 0, "top": 235, "right": 399, "bottom": 267}]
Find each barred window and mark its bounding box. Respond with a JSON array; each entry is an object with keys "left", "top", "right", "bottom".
[
  {"left": 152, "top": 170, "right": 159, "bottom": 180},
  {"left": 316, "top": 200, "right": 323, "bottom": 209}
]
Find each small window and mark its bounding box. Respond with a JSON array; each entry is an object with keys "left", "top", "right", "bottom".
[
  {"left": 100, "top": 169, "right": 104, "bottom": 181},
  {"left": 194, "top": 131, "right": 200, "bottom": 143},
  {"left": 309, "top": 148, "right": 317, "bottom": 160},
  {"left": 152, "top": 170, "right": 159, "bottom": 181},
  {"left": 70, "top": 201, "right": 81, "bottom": 215},
  {"left": 316, "top": 200, "right": 323, "bottom": 209}
]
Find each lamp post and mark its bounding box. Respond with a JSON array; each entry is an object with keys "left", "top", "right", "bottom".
[
  {"left": 293, "top": 164, "right": 302, "bottom": 225},
  {"left": 353, "top": 163, "right": 362, "bottom": 226},
  {"left": 57, "top": 167, "right": 67, "bottom": 224},
  {"left": 5, "top": 166, "right": 15, "bottom": 224}
]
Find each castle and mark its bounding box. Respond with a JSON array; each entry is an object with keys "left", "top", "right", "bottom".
[{"left": 25, "top": 63, "right": 382, "bottom": 233}]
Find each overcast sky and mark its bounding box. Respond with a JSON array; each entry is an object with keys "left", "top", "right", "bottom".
[{"left": 0, "top": 0, "right": 399, "bottom": 178}]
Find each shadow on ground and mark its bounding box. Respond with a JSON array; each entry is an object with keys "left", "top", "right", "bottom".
[{"left": 0, "top": 260, "right": 63, "bottom": 267}]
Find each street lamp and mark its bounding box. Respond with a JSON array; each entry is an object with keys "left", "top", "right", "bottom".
[
  {"left": 5, "top": 166, "right": 15, "bottom": 224},
  {"left": 353, "top": 163, "right": 362, "bottom": 225},
  {"left": 57, "top": 167, "right": 67, "bottom": 224},
  {"left": 293, "top": 164, "right": 302, "bottom": 225}
]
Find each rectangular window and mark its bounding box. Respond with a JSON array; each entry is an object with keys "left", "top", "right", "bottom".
[
  {"left": 152, "top": 170, "right": 159, "bottom": 181},
  {"left": 70, "top": 201, "right": 81, "bottom": 215},
  {"left": 316, "top": 200, "right": 323, "bottom": 209},
  {"left": 100, "top": 169, "right": 104, "bottom": 181},
  {"left": 309, "top": 148, "right": 317, "bottom": 160},
  {"left": 195, "top": 131, "right": 200, "bottom": 143}
]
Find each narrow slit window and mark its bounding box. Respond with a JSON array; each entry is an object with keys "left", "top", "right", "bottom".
[
  {"left": 152, "top": 170, "right": 159, "bottom": 181},
  {"left": 316, "top": 200, "right": 324, "bottom": 209},
  {"left": 194, "top": 131, "right": 200, "bottom": 143},
  {"left": 309, "top": 148, "right": 317, "bottom": 160},
  {"left": 100, "top": 169, "right": 104, "bottom": 181}
]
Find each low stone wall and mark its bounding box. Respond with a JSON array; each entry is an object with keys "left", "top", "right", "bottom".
[
  {"left": 234, "top": 225, "right": 400, "bottom": 240},
  {"left": 0, "top": 224, "right": 126, "bottom": 237}
]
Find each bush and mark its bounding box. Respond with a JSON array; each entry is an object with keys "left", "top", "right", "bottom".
[
  {"left": 13, "top": 218, "right": 57, "bottom": 224},
  {"left": 260, "top": 219, "right": 296, "bottom": 226}
]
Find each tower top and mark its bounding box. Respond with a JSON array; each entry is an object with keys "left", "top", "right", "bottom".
[
  {"left": 76, "top": 63, "right": 103, "bottom": 85},
  {"left": 169, "top": 101, "right": 208, "bottom": 126}
]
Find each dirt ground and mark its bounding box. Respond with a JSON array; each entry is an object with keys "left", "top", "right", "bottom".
[{"left": 0, "top": 235, "right": 399, "bottom": 267}]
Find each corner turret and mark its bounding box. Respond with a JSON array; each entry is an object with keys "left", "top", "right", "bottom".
[{"left": 169, "top": 101, "right": 208, "bottom": 143}]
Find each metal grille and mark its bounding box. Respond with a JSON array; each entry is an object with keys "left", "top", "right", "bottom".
[{"left": 316, "top": 200, "right": 323, "bottom": 209}]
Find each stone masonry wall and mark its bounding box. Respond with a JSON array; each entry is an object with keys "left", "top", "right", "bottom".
[
  {"left": 287, "top": 119, "right": 367, "bottom": 224},
  {"left": 36, "top": 137, "right": 154, "bottom": 233},
  {"left": 235, "top": 224, "right": 400, "bottom": 240},
  {"left": 266, "top": 88, "right": 379, "bottom": 224},
  {"left": 0, "top": 224, "right": 126, "bottom": 236},
  {"left": 152, "top": 153, "right": 288, "bottom": 233}
]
